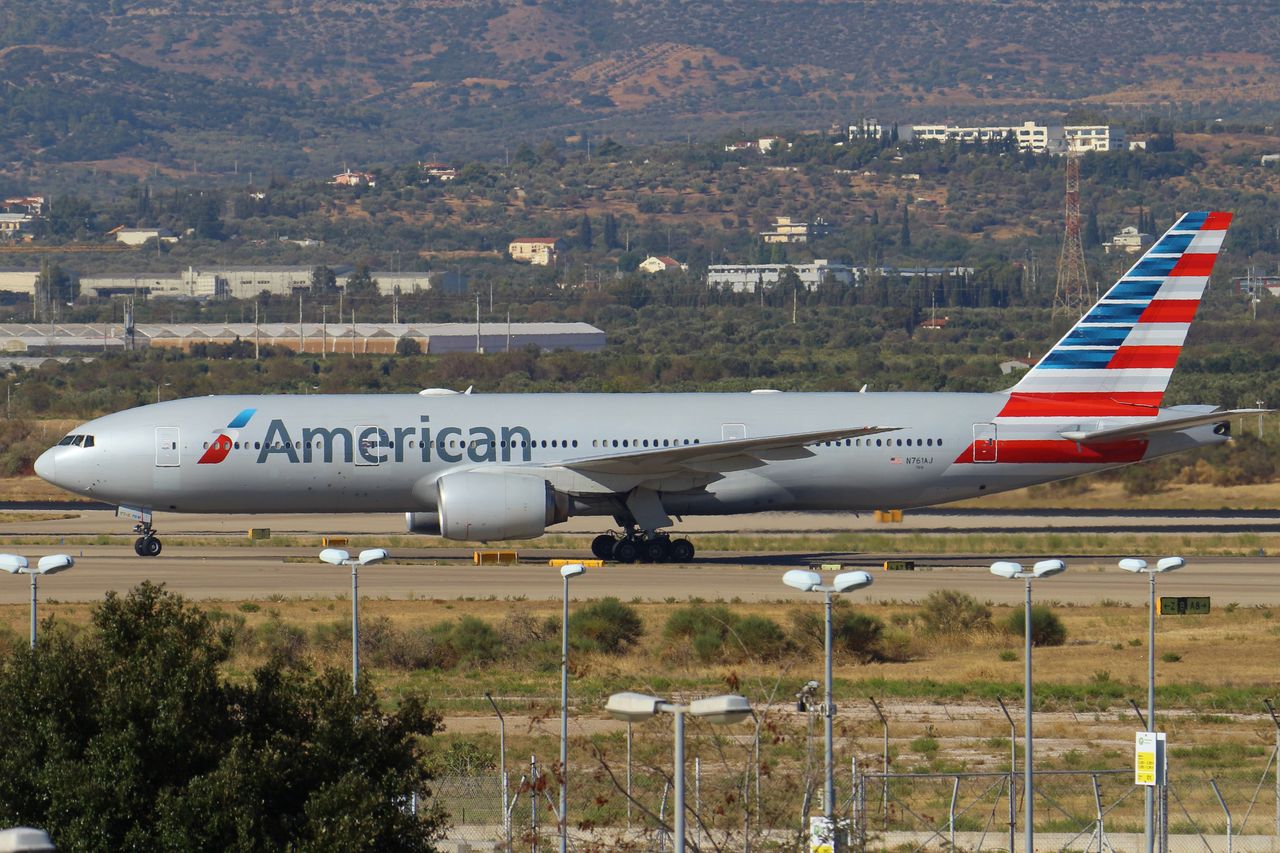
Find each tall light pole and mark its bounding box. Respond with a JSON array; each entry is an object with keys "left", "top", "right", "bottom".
[
  {"left": 783, "top": 568, "right": 873, "bottom": 851},
  {"left": 1119, "top": 555, "right": 1185, "bottom": 853},
  {"left": 991, "top": 558, "right": 1067, "bottom": 853},
  {"left": 558, "top": 562, "right": 586, "bottom": 853},
  {"left": 605, "top": 692, "right": 752, "bottom": 853},
  {"left": 0, "top": 553, "right": 74, "bottom": 649},
  {"left": 156, "top": 381, "right": 171, "bottom": 404},
  {"left": 319, "top": 547, "right": 388, "bottom": 693},
  {"left": 6, "top": 381, "right": 20, "bottom": 419}
]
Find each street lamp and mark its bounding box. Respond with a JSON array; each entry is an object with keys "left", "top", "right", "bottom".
[
  {"left": 6, "top": 381, "right": 20, "bottom": 419},
  {"left": 156, "top": 381, "right": 171, "bottom": 404},
  {"left": 783, "top": 567, "right": 874, "bottom": 851},
  {"left": 319, "top": 547, "right": 389, "bottom": 693},
  {"left": 1119, "top": 555, "right": 1185, "bottom": 853},
  {"left": 0, "top": 553, "right": 74, "bottom": 649},
  {"left": 990, "top": 558, "right": 1066, "bottom": 853},
  {"left": 605, "top": 691, "right": 752, "bottom": 853},
  {"left": 557, "top": 562, "right": 586, "bottom": 853}
]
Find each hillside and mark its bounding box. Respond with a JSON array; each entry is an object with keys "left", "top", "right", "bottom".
[{"left": 2, "top": 0, "right": 1279, "bottom": 184}]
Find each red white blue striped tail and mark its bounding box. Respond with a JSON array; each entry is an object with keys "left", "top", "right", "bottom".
[{"left": 1003, "top": 211, "right": 1231, "bottom": 417}]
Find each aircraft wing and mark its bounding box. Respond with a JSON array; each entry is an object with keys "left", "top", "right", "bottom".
[
  {"left": 557, "top": 426, "right": 899, "bottom": 477},
  {"left": 1058, "top": 409, "right": 1265, "bottom": 445}
]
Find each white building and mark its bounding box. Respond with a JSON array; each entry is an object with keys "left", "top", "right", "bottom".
[
  {"left": 1105, "top": 226, "right": 1153, "bottom": 255},
  {"left": 0, "top": 214, "right": 35, "bottom": 236},
  {"left": 370, "top": 271, "right": 467, "bottom": 296},
  {"left": 908, "top": 121, "right": 1124, "bottom": 154},
  {"left": 112, "top": 227, "right": 179, "bottom": 246},
  {"left": 1064, "top": 125, "right": 1126, "bottom": 153},
  {"left": 0, "top": 270, "right": 39, "bottom": 295},
  {"left": 707, "top": 260, "right": 856, "bottom": 293},
  {"left": 638, "top": 256, "right": 688, "bottom": 274}
]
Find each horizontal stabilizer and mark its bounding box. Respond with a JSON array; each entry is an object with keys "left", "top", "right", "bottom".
[{"left": 1059, "top": 409, "right": 1265, "bottom": 444}]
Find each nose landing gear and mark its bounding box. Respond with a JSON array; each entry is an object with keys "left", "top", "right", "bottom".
[
  {"left": 132, "top": 523, "right": 162, "bottom": 557},
  {"left": 591, "top": 529, "right": 696, "bottom": 564}
]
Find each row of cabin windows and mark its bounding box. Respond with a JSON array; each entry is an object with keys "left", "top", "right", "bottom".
[
  {"left": 197, "top": 436, "right": 942, "bottom": 452},
  {"left": 818, "top": 437, "right": 942, "bottom": 448}
]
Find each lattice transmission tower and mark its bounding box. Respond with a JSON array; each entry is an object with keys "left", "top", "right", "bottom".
[{"left": 1053, "top": 152, "right": 1093, "bottom": 318}]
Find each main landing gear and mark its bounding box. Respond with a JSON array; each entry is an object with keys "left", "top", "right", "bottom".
[
  {"left": 591, "top": 529, "right": 696, "bottom": 564},
  {"left": 133, "top": 522, "right": 162, "bottom": 558}
]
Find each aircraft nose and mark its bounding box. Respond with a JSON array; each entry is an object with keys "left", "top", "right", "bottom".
[{"left": 34, "top": 448, "right": 56, "bottom": 483}]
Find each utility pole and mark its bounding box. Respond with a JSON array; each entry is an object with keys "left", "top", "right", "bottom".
[{"left": 1053, "top": 153, "right": 1092, "bottom": 319}]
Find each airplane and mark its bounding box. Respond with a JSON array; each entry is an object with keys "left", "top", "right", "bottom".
[{"left": 36, "top": 211, "right": 1255, "bottom": 562}]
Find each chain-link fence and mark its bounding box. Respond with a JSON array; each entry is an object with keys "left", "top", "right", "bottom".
[{"left": 427, "top": 703, "right": 1280, "bottom": 852}]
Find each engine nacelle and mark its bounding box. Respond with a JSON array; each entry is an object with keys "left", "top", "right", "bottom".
[
  {"left": 436, "top": 471, "right": 568, "bottom": 541},
  {"left": 405, "top": 512, "right": 442, "bottom": 535}
]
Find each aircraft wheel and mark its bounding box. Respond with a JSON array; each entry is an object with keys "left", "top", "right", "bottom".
[
  {"left": 643, "top": 538, "right": 669, "bottom": 563},
  {"left": 591, "top": 534, "right": 616, "bottom": 561},
  {"left": 140, "top": 536, "right": 162, "bottom": 558},
  {"left": 612, "top": 539, "right": 638, "bottom": 564},
  {"left": 134, "top": 537, "right": 147, "bottom": 557},
  {"left": 668, "top": 538, "right": 695, "bottom": 562}
]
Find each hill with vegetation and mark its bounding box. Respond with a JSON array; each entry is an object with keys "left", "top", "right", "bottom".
[{"left": 2, "top": 0, "right": 1279, "bottom": 184}]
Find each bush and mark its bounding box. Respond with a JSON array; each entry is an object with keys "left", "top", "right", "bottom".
[
  {"left": 918, "top": 589, "right": 992, "bottom": 634},
  {"left": 255, "top": 613, "right": 308, "bottom": 665},
  {"left": 662, "top": 606, "right": 787, "bottom": 663},
  {"left": 1004, "top": 605, "right": 1067, "bottom": 647},
  {"left": 732, "top": 615, "right": 792, "bottom": 662},
  {"left": 571, "top": 597, "right": 644, "bottom": 654},
  {"left": 663, "top": 605, "right": 738, "bottom": 663},
  {"left": 448, "top": 616, "right": 503, "bottom": 666},
  {"left": 790, "top": 606, "right": 886, "bottom": 662}
]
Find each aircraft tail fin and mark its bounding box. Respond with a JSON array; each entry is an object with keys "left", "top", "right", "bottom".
[{"left": 1004, "top": 211, "right": 1231, "bottom": 417}]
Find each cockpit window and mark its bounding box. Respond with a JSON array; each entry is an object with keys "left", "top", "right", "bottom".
[
  {"left": 58, "top": 436, "right": 75, "bottom": 446},
  {"left": 83, "top": 436, "right": 94, "bottom": 448},
  {"left": 72, "top": 435, "right": 85, "bottom": 447},
  {"left": 57, "top": 434, "right": 95, "bottom": 448}
]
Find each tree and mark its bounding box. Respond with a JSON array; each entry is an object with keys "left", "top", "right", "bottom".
[
  {"left": 311, "top": 265, "right": 337, "bottom": 294},
  {"left": 900, "top": 203, "right": 911, "bottom": 250},
  {"left": 34, "top": 259, "right": 75, "bottom": 322},
  {"left": 578, "top": 214, "right": 593, "bottom": 249},
  {"left": 602, "top": 213, "right": 620, "bottom": 249},
  {"left": 0, "top": 583, "right": 443, "bottom": 851},
  {"left": 344, "top": 264, "right": 379, "bottom": 295},
  {"left": 1084, "top": 208, "right": 1101, "bottom": 248}
]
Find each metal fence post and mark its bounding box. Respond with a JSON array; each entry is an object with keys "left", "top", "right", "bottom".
[
  {"left": 948, "top": 776, "right": 960, "bottom": 851},
  {"left": 1266, "top": 700, "right": 1280, "bottom": 838},
  {"left": 530, "top": 754, "right": 538, "bottom": 853},
  {"left": 1211, "top": 778, "right": 1232, "bottom": 853},
  {"left": 869, "top": 697, "right": 889, "bottom": 831}
]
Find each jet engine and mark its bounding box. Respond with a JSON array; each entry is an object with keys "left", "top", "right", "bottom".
[{"left": 434, "top": 471, "right": 569, "bottom": 541}]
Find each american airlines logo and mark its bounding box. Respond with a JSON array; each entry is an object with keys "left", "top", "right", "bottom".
[
  {"left": 197, "top": 408, "right": 257, "bottom": 464},
  {"left": 255, "top": 416, "right": 534, "bottom": 465}
]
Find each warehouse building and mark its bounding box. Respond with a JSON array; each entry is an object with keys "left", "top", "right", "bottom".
[{"left": 0, "top": 322, "right": 605, "bottom": 355}]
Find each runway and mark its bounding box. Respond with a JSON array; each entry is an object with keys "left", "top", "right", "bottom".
[{"left": 0, "top": 507, "right": 1277, "bottom": 606}]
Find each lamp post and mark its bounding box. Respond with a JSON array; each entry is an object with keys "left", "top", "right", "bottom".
[
  {"left": 485, "top": 692, "right": 510, "bottom": 852},
  {"left": 1119, "top": 555, "right": 1185, "bottom": 853},
  {"left": 319, "top": 547, "right": 389, "bottom": 693},
  {"left": 558, "top": 563, "right": 586, "bottom": 853},
  {"left": 605, "top": 692, "right": 752, "bottom": 853},
  {"left": 783, "top": 567, "right": 874, "bottom": 851},
  {"left": 156, "top": 381, "right": 171, "bottom": 404},
  {"left": 6, "top": 381, "right": 20, "bottom": 419},
  {"left": 990, "top": 558, "right": 1067, "bottom": 853},
  {"left": 0, "top": 553, "right": 74, "bottom": 649}
]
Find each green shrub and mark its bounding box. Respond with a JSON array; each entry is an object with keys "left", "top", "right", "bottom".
[
  {"left": 571, "top": 597, "right": 644, "bottom": 655},
  {"left": 790, "top": 606, "right": 886, "bottom": 662},
  {"left": 731, "top": 614, "right": 792, "bottom": 662},
  {"left": 663, "top": 605, "right": 737, "bottom": 663},
  {"left": 449, "top": 616, "right": 503, "bottom": 666},
  {"left": 1004, "top": 605, "right": 1067, "bottom": 647},
  {"left": 254, "top": 614, "right": 308, "bottom": 665},
  {"left": 918, "top": 589, "right": 992, "bottom": 634}
]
